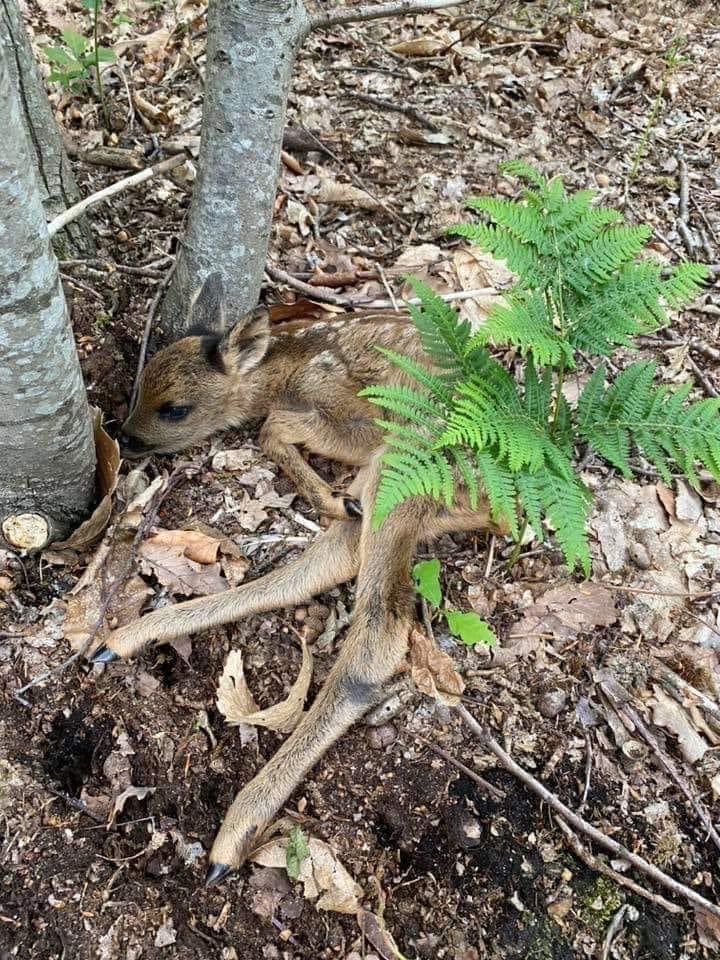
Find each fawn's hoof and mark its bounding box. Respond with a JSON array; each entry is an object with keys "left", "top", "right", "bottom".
[
  {"left": 91, "top": 645, "right": 119, "bottom": 664},
  {"left": 331, "top": 492, "right": 363, "bottom": 519},
  {"left": 205, "top": 862, "right": 233, "bottom": 888}
]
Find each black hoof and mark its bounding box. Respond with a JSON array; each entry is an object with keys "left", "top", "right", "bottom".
[
  {"left": 205, "top": 862, "right": 233, "bottom": 888},
  {"left": 91, "top": 645, "right": 119, "bottom": 664},
  {"left": 343, "top": 497, "right": 363, "bottom": 519}
]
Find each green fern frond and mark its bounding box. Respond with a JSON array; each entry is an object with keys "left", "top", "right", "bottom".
[
  {"left": 448, "top": 222, "right": 541, "bottom": 284},
  {"left": 474, "top": 292, "right": 574, "bottom": 366},
  {"left": 465, "top": 197, "right": 551, "bottom": 254},
  {"left": 564, "top": 225, "right": 652, "bottom": 296},
  {"left": 538, "top": 471, "right": 592, "bottom": 574},
  {"left": 662, "top": 262, "right": 709, "bottom": 308},
  {"left": 523, "top": 357, "right": 553, "bottom": 426},
  {"left": 372, "top": 448, "right": 454, "bottom": 528},
  {"left": 359, "top": 384, "right": 446, "bottom": 427},
  {"left": 579, "top": 362, "right": 720, "bottom": 484},
  {"left": 473, "top": 451, "right": 519, "bottom": 539},
  {"left": 404, "top": 275, "right": 472, "bottom": 372},
  {"left": 499, "top": 158, "right": 547, "bottom": 188},
  {"left": 375, "top": 347, "right": 454, "bottom": 403}
]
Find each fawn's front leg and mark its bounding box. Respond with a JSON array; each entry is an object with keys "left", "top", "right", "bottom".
[
  {"left": 206, "top": 467, "right": 435, "bottom": 883},
  {"left": 259, "top": 406, "right": 379, "bottom": 521}
]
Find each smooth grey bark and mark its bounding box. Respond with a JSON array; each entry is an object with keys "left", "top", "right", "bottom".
[
  {"left": 0, "top": 30, "right": 95, "bottom": 548},
  {"left": 1, "top": 0, "right": 94, "bottom": 256},
  {"left": 160, "top": 0, "right": 310, "bottom": 341}
]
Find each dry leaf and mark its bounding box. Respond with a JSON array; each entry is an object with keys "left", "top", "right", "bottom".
[
  {"left": 649, "top": 685, "right": 709, "bottom": 764},
  {"left": 110, "top": 785, "right": 155, "bottom": 824},
  {"left": 408, "top": 627, "right": 464, "bottom": 706},
  {"left": 53, "top": 407, "right": 120, "bottom": 551},
  {"left": 63, "top": 531, "right": 152, "bottom": 651},
  {"left": 513, "top": 582, "right": 618, "bottom": 643},
  {"left": 316, "top": 180, "right": 379, "bottom": 210},
  {"left": 390, "top": 37, "right": 445, "bottom": 57},
  {"left": 396, "top": 127, "right": 452, "bottom": 146},
  {"left": 217, "top": 641, "right": 313, "bottom": 734},
  {"left": 357, "top": 908, "right": 405, "bottom": 959},
  {"left": 212, "top": 447, "right": 255, "bottom": 471},
  {"left": 145, "top": 528, "right": 221, "bottom": 564},
  {"left": 138, "top": 541, "right": 228, "bottom": 597},
  {"left": 123, "top": 475, "right": 166, "bottom": 529},
  {"left": 696, "top": 907, "right": 720, "bottom": 950},
  {"left": 252, "top": 836, "right": 362, "bottom": 913}
]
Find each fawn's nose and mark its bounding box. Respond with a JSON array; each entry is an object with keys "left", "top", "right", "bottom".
[{"left": 119, "top": 429, "right": 151, "bottom": 459}]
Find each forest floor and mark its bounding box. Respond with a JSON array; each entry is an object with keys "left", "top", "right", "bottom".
[{"left": 2, "top": 1, "right": 720, "bottom": 958}]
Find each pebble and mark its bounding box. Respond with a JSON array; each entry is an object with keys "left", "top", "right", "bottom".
[
  {"left": 538, "top": 689, "right": 567, "bottom": 718},
  {"left": 366, "top": 723, "right": 398, "bottom": 749}
]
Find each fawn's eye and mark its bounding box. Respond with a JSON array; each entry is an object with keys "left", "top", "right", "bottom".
[{"left": 157, "top": 402, "right": 193, "bottom": 422}]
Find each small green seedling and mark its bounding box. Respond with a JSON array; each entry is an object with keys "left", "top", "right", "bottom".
[
  {"left": 286, "top": 825, "right": 310, "bottom": 880},
  {"left": 43, "top": 27, "right": 114, "bottom": 92},
  {"left": 413, "top": 558, "right": 496, "bottom": 648}
]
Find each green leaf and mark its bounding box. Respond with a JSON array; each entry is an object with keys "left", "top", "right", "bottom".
[
  {"left": 43, "top": 46, "right": 78, "bottom": 66},
  {"left": 286, "top": 826, "right": 310, "bottom": 881},
  {"left": 61, "top": 28, "right": 88, "bottom": 60},
  {"left": 413, "top": 558, "right": 442, "bottom": 608},
  {"left": 95, "top": 46, "right": 117, "bottom": 63},
  {"left": 445, "top": 610, "right": 497, "bottom": 647}
]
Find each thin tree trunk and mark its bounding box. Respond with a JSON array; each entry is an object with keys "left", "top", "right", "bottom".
[
  {"left": 0, "top": 31, "right": 95, "bottom": 549},
  {"left": 160, "top": 0, "right": 310, "bottom": 341},
  {"left": 0, "top": 0, "right": 94, "bottom": 256}
]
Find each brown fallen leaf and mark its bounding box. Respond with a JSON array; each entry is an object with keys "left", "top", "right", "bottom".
[
  {"left": 390, "top": 37, "right": 446, "bottom": 57},
  {"left": 408, "top": 627, "right": 464, "bottom": 706},
  {"left": 357, "top": 908, "right": 406, "bottom": 960},
  {"left": 212, "top": 447, "right": 255, "bottom": 471},
  {"left": 53, "top": 407, "right": 120, "bottom": 552},
  {"left": 513, "top": 582, "right": 618, "bottom": 643},
  {"left": 251, "top": 836, "right": 362, "bottom": 913},
  {"left": 316, "top": 180, "right": 379, "bottom": 210},
  {"left": 138, "top": 541, "right": 228, "bottom": 597},
  {"left": 217, "top": 641, "right": 313, "bottom": 734},
  {"left": 649, "top": 685, "right": 709, "bottom": 764},
  {"left": 696, "top": 906, "right": 720, "bottom": 950},
  {"left": 144, "top": 528, "right": 221, "bottom": 564},
  {"left": 63, "top": 531, "right": 152, "bottom": 651}
]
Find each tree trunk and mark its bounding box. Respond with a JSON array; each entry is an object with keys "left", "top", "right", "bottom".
[
  {"left": 160, "top": 0, "right": 310, "bottom": 341},
  {"left": 0, "top": 0, "right": 94, "bottom": 256},
  {"left": 0, "top": 30, "right": 95, "bottom": 550}
]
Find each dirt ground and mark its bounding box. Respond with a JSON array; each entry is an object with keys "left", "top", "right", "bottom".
[{"left": 2, "top": 1, "right": 720, "bottom": 958}]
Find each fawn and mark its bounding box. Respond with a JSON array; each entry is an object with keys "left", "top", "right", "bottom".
[{"left": 95, "top": 275, "right": 500, "bottom": 885}]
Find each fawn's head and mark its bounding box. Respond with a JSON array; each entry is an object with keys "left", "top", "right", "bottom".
[{"left": 120, "top": 274, "right": 271, "bottom": 458}]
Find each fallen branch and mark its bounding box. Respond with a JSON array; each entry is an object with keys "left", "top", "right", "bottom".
[
  {"left": 265, "top": 262, "right": 499, "bottom": 311},
  {"left": 416, "top": 735, "right": 506, "bottom": 801},
  {"left": 343, "top": 92, "right": 440, "bottom": 131},
  {"left": 556, "top": 818, "right": 682, "bottom": 915},
  {"left": 309, "top": 0, "right": 474, "bottom": 32},
  {"left": 47, "top": 154, "right": 186, "bottom": 237},
  {"left": 455, "top": 703, "right": 720, "bottom": 918}
]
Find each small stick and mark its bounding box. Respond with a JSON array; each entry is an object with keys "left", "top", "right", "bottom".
[
  {"left": 578, "top": 732, "right": 593, "bottom": 813},
  {"left": 342, "top": 92, "right": 440, "bottom": 132},
  {"left": 129, "top": 263, "right": 176, "bottom": 411},
  {"left": 557, "top": 819, "right": 682, "bottom": 915},
  {"left": 601, "top": 906, "right": 639, "bottom": 960},
  {"left": 677, "top": 219, "right": 697, "bottom": 258},
  {"left": 48, "top": 154, "right": 186, "bottom": 237},
  {"left": 686, "top": 352, "right": 719, "bottom": 398},
  {"left": 309, "top": 0, "right": 474, "bottom": 32},
  {"left": 642, "top": 335, "right": 720, "bottom": 363},
  {"left": 455, "top": 703, "right": 720, "bottom": 918},
  {"left": 651, "top": 662, "right": 720, "bottom": 729},
  {"left": 416, "top": 735, "right": 506, "bottom": 801}
]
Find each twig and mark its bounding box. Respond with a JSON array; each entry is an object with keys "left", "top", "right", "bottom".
[
  {"left": 651, "top": 662, "right": 720, "bottom": 729},
  {"left": 48, "top": 154, "right": 186, "bottom": 237},
  {"left": 417, "top": 736, "right": 506, "bottom": 801},
  {"left": 130, "top": 264, "right": 176, "bottom": 411},
  {"left": 309, "top": 0, "right": 474, "bottom": 32},
  {"left": 12, "top": 459, "right": 206, "bottom": 703},
  {"left": 677, "top": 219, "right": 697, "bottom": 258},
  {"left": 342, "top": 92, "right": 440, "bottom": 131},
  {"left": 686, "top": 352, "right": 719, "bottom": 398},
  {"left": 59, "top": 273, "right": 104, "bottom": 304},
  {"left": 678, "top": 158, "right": 690, "bottom": 223},
  {"left": 440, "top": 0, "right": 508, "bottom": 55},
  {"left": 266, "top": 262, "right": 499, "bottom": 310},
  {"left": 557, "top": 819, "right": 681, "bottom": 915},
  {"left": 642, "top": 334, "right": 720, "bottom": 363},
  {"left": 578, "top": 732, "right": 593, "bottom": 813},
  {"left": 265, "top": 264, "right": 353, "bottom": 307},
  {"left": 59, "top": 257, "right": 171, "bottom": 279},
  {"left": 598, "top": 583, "right": 719, "bottom": 600},
  {"left": 455, "top": 703, "right": 720, "bottom": 918},
  {"left": 301, "top": 128, "right": 410, "bottom": 227},
  {"left": 606, "top": 685, "right": 720, "bottom": 853},
  {"left": 601, "top": 905, "right": 639, "bottom": 960}
]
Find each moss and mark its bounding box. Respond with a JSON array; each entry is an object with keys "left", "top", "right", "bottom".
[{"left": 578, "top": 875, "right": 623, "bottom": 931}]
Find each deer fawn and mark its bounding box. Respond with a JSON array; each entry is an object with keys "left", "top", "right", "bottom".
[{"left": 93, "top": 275, "right": 500, "bottom": 885}]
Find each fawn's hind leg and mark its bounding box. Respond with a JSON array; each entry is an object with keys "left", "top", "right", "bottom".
[
  {"left": 90, "top": 470, "right": 369, "bottom": 662},
  {"left": 206, "top": 464, "right": 439, "bottom": 882}
]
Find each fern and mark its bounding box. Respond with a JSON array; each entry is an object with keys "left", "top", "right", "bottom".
[{"left": 364, "top": 162, "right": 710, "bottom": 574}]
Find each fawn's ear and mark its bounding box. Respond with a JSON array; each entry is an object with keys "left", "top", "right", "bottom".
[
  {"left": 188, "top": 272, "right": 225, "bottom": 334},
  {"left": 218, "top": 307, "right": 271, "bottom": 374}
]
